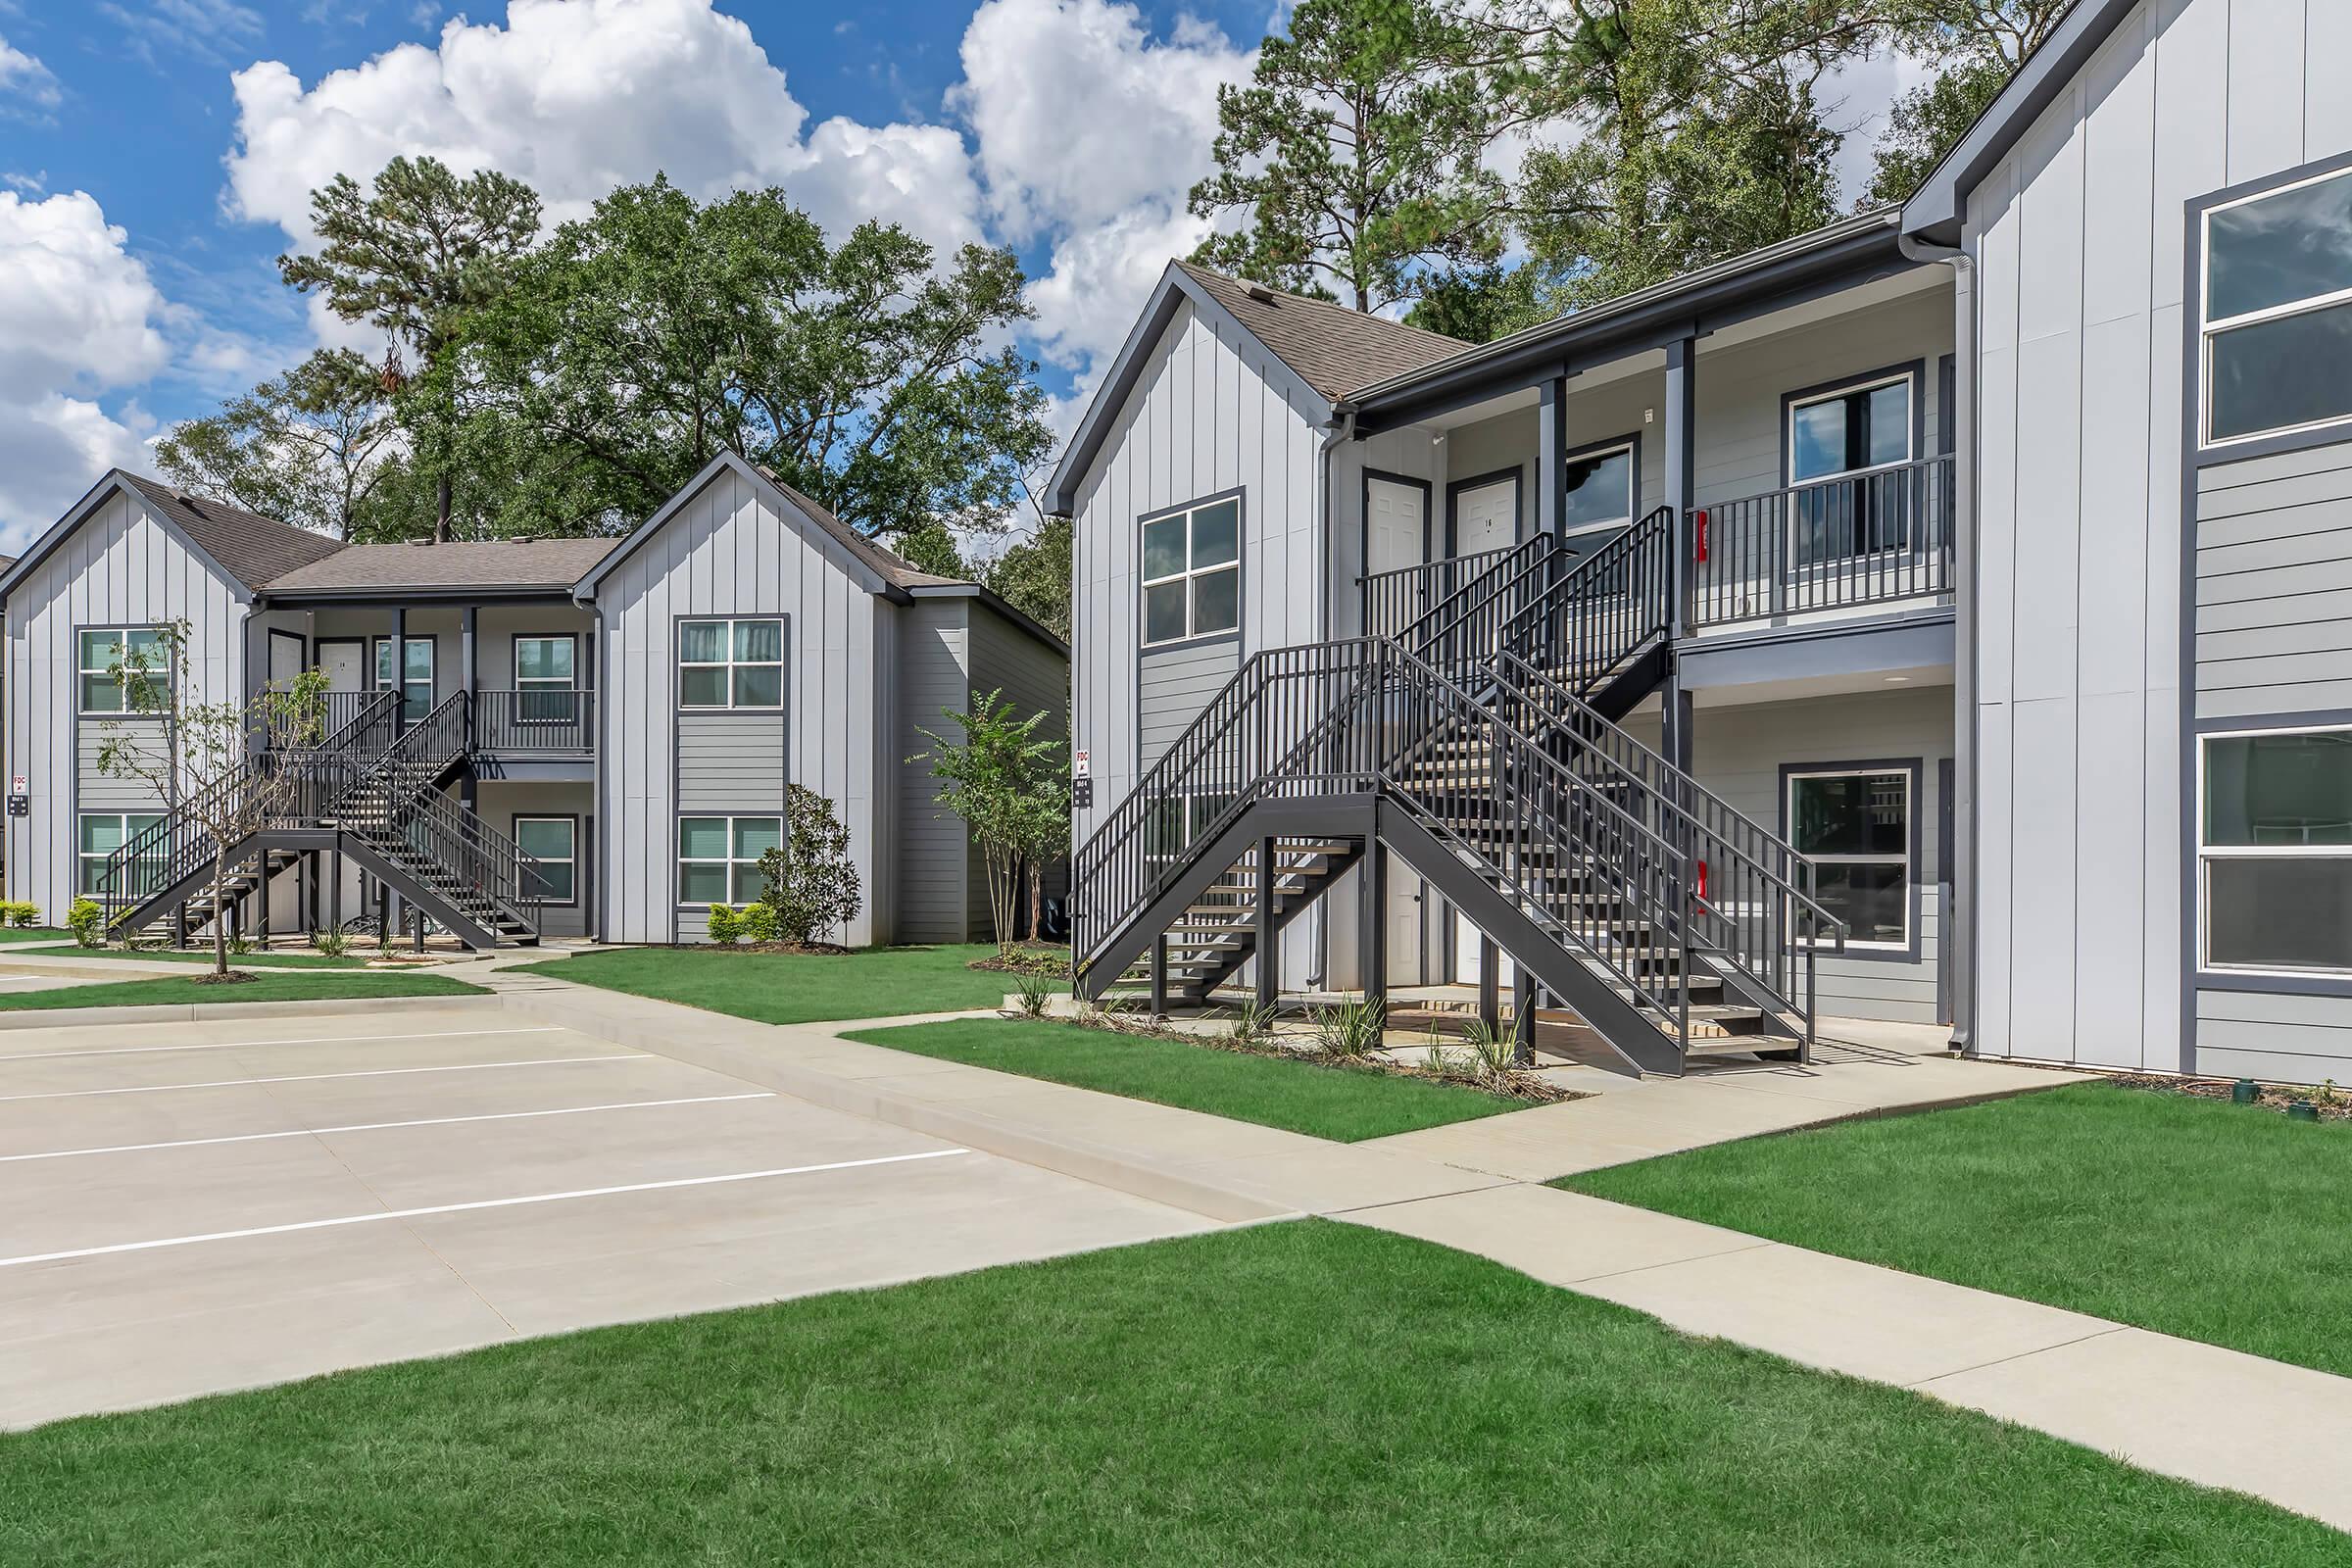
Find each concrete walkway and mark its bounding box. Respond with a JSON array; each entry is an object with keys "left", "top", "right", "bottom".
[{"left": 484, "top": 974, "right": 2352, "bottom": 1534}]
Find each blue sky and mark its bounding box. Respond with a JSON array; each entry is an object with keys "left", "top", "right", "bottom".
[{"left": 0, "top": 0, "right": 1904, "bottom": 549}]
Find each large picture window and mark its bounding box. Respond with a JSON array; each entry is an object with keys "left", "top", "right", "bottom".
[
  {"left": 2200, "top": 726, "right": 2352, "bottom": 974},
  {"left": 2202, "top": 165, "right": 2352, "bottom": 446},
  {"left": 1788, "top": 372, "right": 1914, "bottom": 564},
  {"left": 514, "top": 816, "right": 578, "bottom": 906},
  {"left": 678, "top": 815, "right": 782, "bottom": 906},
  {"left": 1141, "top": 495, "right": 1241, "bottom": 646},
  {"left": 371, "top": 636, "right": 435, "bottom": 724},
  {"left": 514, "top": 635, "right": 577, "bottom": 722},
  {"left": 679, "top": 618, "right": 783, "bottom": 709},
  {"left": 78, "top": 811, "right": 165, "bottom": 895},
  {"left": 77, "top": 627, "right": 167, "bottom": 713},
  {"left": 1788, "top": 766, "right": 1913, "bottom": 951},
  {"left": 1560, "top": 439, "right": 1636, "bottom": 537}
]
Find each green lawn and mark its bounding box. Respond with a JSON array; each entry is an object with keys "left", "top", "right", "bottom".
[
  {"left": 0, "top": 927, "right": 73, "bottom": 945},
  {"left": 0, "top": 1222, "right": 2330, "bottom": 1566},
  {"left": 0, "top": 970, "right": 485, "bottom": 1010},
  {"left": 33, "top": 946, "right": 367, "bottom": 969},
  {"left": 1563, "top": 1082, "right": 2352, "bottom": 1377},
  {"left": 513, "top": 943, "right": 1054, "bottom": 1024},
  {"left": 847, "top": 1017, "right": 1520, "bottom": 1142}
]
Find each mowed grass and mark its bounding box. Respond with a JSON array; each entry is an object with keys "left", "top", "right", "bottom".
[
  {"left": 0, "top": 970, "right": 485, "bottom": 1010},
  {"left": 2, "top": 1222, "right": 2333, "bottom": 1566},
  {"left": 847, "top": 1017, "right": 1520, "bottom": 1142},
  {"left": 1563, "top": 1081, "right": 2352, "bottom": 1376},
  {"left": 513, "top": 943, "right": 1053, "bottom": 1024},
  {"left": 38, "top": 946, "right": 367, "bottom": 968},
  {"left": 0, "top": 927, "right": 73, "bottom": 945}
]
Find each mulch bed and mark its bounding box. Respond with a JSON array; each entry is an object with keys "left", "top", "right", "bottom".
[
  {"left": 2112, "top": 1071, "right": 2352, "bottom": 1121},
  {"left": 968, "top": 946, "right": 1071, "bottom": 978}
]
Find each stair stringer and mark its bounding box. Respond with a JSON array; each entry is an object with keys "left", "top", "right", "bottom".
[{"left": 253, "top": 828, "right": 505, "bottom": 950}]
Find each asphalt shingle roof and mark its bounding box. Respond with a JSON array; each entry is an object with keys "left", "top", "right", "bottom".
[
  {"left": 117, "top": 473, "right": 344, "bottom": 594},
  {"left": 1172, "top": 262, "right": 1469, "bottom": 402},
  {"left": 754, "top": 468, "right": 969, "bottom": 591},
  {"left": 260, "top": 537, "right": 623, "bottom": 593}
]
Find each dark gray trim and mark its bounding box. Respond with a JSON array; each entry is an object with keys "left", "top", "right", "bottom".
[
  {"left": 1779, "top": 359, "right": 1928, "bottom": 488},
  {"left": 668, "top": 611, "right": 791, "bottom": 941},
  {"left": 1937, "top": 354, "right": 1957, "bottom": 455},
  {"left": 313, "top": 637, "right": 367, "bottom": 693},
  {"left": 1899, "top": 0, "right": 2142, "bottom": 247},
  {"left": 0, "top": 472, "right": 257, "bottom": 611},
  {"left": 1558, "top": 429, "right": 1643, "bottom": 538},
  {"left": 596, "top": 605, "right": 612, "bottom": 944},
  {"left": 72, "top": 622, "right": 173, "bottom": 718},
  {"left": 368, "top": 633, "right": 437, "bottom": 714},
  {"left": 266, "top": 627, "right": 307, "bottom": 684},
  {"left": 2180, "top": 175, "right": 2203, "bottom": 1076},
  {"left": 1675, "top": 612, "right": 1955, "bottom": 689},
  {"left": 1045, "top": 264, "right": 1333, "bottom": 516},
  {"left": 511, "top": 810, "right": 581, "bottom": 908},
  {"left": 1779, "top": 756, "right": 1927, "bottom": 965},
  {"left": 260, "top": 587, "right": 580, "bottom": 606},
  {"left": 670, "top": 808, "right": 789, "bottom": 914},
  {"left": 2187, "top": 708, "right": 2352, "bottom": 1000},
  {"left": 2185, "top": 148, "right": 2352, "bottom": 467},
  {"left": 1936, "top": 756, "right": 1955, "bottom": 1027},
  {"left": 671, "top": 613, "right": 789, "bottom": 714},
  {"left": 1444, "top": 466, "right": 1522, "bottom": 554},
  {"left": 1138, "top": 486, "right": 1248, "bottom": 655},
  {"left": 1357, "top": 467, "right": 1432, "bottom": 579},
  {"left": 1349, "top": 215, "right": 1917, "bottom": 431},
  {"left": 508, "top": 630, "right": 580, "bottom": 690}
]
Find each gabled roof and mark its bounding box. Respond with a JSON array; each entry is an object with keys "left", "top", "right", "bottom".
[
  {"left": 1045, "top": 261, "right": 1470, "bottom": 515},
  {"left": 1900, "top": 0, "right": 2142, "bottom": 247},
  {"left": 757, "top": 469, "right": 964, "bottom": 592},
  {"left": 1171, "top": 262, "right": 1466, "bottom": 402},
  {"left": 0, "top": 469, "right": 344, "bottom": 607},
  {"left": 262, "top": 537, "right": 623, "bottom": 595}
]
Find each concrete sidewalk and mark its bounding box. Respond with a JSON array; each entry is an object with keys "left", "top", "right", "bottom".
[{"left": 489, "top": 974, "right": 2352, "bottom": 1534}]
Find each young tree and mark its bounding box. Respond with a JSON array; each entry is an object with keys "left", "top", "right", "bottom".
[
  {"left": 894, "top": 519, "right": 970, "bottom": 579},
  {"left": 1015, "top": 763, "right": 1071, "bottom": 944},
  {"left": 756, "top": 786, "right": 864, "bottom": 947},
  {"left": 93, "top": 622, "right": 330, "bottom": 979},
  {"left": 155, "top": 348, "right": 398, "bottom": 539},
  {"left": 981, "top": 514, "right": 1074, "bottom": 642},
  {"left": 279, "top": 156, "right": 542, "bottom": 541},
  {"left": 437, "top": 178, "right": 1054, "bottom": 543},
  {"left": 913, "top": 690, "right": 1064, "bottom": 954},
  {"left": 1189, "top": 0, "right": 1509, "bottom": 312},
  {"left": 1863, "top": 1, "right": 2077, "bottom": 206}
]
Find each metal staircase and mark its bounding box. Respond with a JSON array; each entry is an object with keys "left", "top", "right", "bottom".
[
  {"left": 96, "top": 689, "right": 547, "bottom": 951},
  {"left": 1071, "top": 508, "right": 1844, "bottom": 1077}
]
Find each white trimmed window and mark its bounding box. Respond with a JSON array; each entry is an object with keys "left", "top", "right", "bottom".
[
  {"left": 2201, "top": 165, "right": 2352, "bottom": 446},
  {"left": 78, "top": 628, "right": 167, "bottom": 713},
  {"left": 679, "top": 618, "right": 783, "bottom": 709},
  {"left": 1788, "top": 767, "right": 1912, "bottom": 951},
  {"left": 371, "top": 636, "right": 436, "bottom": 724},
  {"left": 1141, "top": 496, "right": 1241, "bottom": 646},
  {"left": 514, "top": 636, "right": 576, "bottom": 723},
  {"left": 514, "top": 817, "right": 577, "bottom": 906},
  {"left": 2199, "top": 725, "right": 2352, "bottom": 974},
  {"left": 678, "top": 815, "right": 782, "bottom": 906},
  {"left": 78, "top": 811, "right": 165, "bottom": 896},
  {"left": 1560, "top": 440, "right": 1636, "bottom": 537}
]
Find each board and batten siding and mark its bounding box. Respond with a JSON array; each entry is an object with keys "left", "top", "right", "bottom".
[
  {"left": 594, "top": 463, "right": 889, "bottom": 947},
  {"left": 1962, "top": 0, "right": 2352, "bottom": 1072},
  {"left": 1070, "top": 298, "right": 1326, "bottom": 856},
  {"left": 5, "top": 486, "right": 245, "bottom": 914},
  {"left": 896, "top": 597, "right": 972, "bottom": 943},
  {"left": 966, "top": 599, "right": 1070, "bottom": 934}
]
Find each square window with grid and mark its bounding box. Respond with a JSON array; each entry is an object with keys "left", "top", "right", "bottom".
[
  {"left": 77, "top": 628, "right": 168, "bottom": 714},
  {"left": 2200, "top": 726, "right": 2352, "bottom": 975},
  {"left": 1141, "top": 496, "right": 1241, "bottom": 647},
  {"left": 679, "top": 619, "right": 784, "bottom": 709},
  {"left": 678, "top": 815, "right": 782, "bottom": 906}
]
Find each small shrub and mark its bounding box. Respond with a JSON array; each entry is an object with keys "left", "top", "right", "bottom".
[
  {"left": 706, "top": 904, "right": 741, "bottom": 945},
  {"left": 227, "top": 934, "right": 254, "bottom": 956},
  {"left": 66, "top": 898, "right": 105, "bottom": 950},
  {"left": 1459, "top": 1017, "right": 1518, "bottom": 1079},
  {"left": 1226, "top": 995, "right": 1278, "bottom": 1045},
  {"left": 1309, "top": 997, "right": 1386, "bottom": 1061},
  {"left": 1422, "top": 1028, "right": 1475, "bottom": 1081},
  {"left": 737, "top": 901, "right": 780, "bottom": 944},
  {"left": 763, "top": 786, "right": 863, "bottom": 946},
  {"left": 1013, "top": 968, "right": 1055, "bottom": 1017},
  {"left": 314, "top": 931, "right": 349, "bottom": 958},
  {"left": 0, "top": 901, "right": 37, "bottom": 928}
]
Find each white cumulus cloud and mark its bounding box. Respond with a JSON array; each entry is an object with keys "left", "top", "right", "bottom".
[{"left": 0, "top": 192, "right": 172, "bottom": 548}]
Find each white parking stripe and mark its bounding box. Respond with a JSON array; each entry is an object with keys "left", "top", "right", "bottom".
[
  {"left": 0, "top": 1092, "right": 780, "bottom": 1164},
  {"left": 0, "top": 1026, "right": 565, "bottom": 1065},
  {"left": 0, "top": 1054, "right": 650, "bottom": 1104},
  {"left": 0, "top": 1149, "right": 975, "bottom": 1270}
]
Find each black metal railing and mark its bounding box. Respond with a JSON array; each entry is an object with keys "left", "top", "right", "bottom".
[
  {"left": 1495, "top": 505, "right": 1675, "bottom": 698},
  {"left": 1358, "top": 544, "right": 1518, "bottom": 641},
  {"left": 1686, "top": 453, "right": 1954, "bottom": 627},
  {"left": 372, "top": 779, "right": 547, "bottom": 939},
  {"left": 1493, "top": 652, "right": 1843, "bottom": 1038},
  {"left": 471, "top": 688, "right": 596, "bottom": 753}
]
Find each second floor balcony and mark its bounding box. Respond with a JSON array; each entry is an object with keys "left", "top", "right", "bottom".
[{"left": 1686, "top": 453, "right": 1955, "bottom": 632}]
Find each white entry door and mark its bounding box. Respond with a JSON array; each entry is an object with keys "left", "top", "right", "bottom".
[
  {"left": 1450, "top": 475, "right": 1516, "bottom": 557},
  {"left": 1363, "top": 473, "right": 1427, "bottom": 987},
  {"left": 318, "top": 641, "right": 366, "bottom": 693},
  {"left": 1454, "top": 917, "right": 1514, "bottom": 989}
]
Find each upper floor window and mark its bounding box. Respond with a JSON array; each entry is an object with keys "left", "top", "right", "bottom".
[
  {"left": 679, "top": 618, "right": 783, "bottom": 709},
  {"left": 371, "top": 636, "right": 436, "bottom": 725},
  {"left": 514, "top": 635, "right": 577, "bottom": 723},
  {"left": 1560, "top": 439, "right": 1636, "bottom": 537},
  {"left": 1788, "top": 373, "right": 1913, "bottom": 484},
  {"left": 2202, "top": 165, "right": 2352, "bottom": 446},
  {"left": 2199, "top": 725, "right": 2352, "bottom": 974},
  {"left": 78, "top": 627, "right": 168, "bottom": 713},
  {"left": 1141, "top": 495, "right": 1240, "bottom": 646}
]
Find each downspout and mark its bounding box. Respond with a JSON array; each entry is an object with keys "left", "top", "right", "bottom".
[
  {"left": 1306, "top": 404, "right": 1359, "bottom": 993},
  {"left": 572, "top": 585, "right": 607, "bottom": 946},
  {"left": 1901, "top": 230, "right": 1977, "bottom": 1054}
]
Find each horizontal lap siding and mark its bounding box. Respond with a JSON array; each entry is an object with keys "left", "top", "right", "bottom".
[
  {"left": 597, "top": 465, "right": 885, "bottom": 947},
  {"left": 675, "top": 714, "right": 788, "bottom": 811},
  {"left": 1138, "top": 641, "right": 1239, "bottom": 769},
  {"left": 2194, "top": 445, "right": 2352, "bottom": 717},
  {"left": 475, "top": 780, "right": 593, "bottom": 939},
  {"left": 968, "top": 603, "right": 1071, "bottom": 936},
  {"left": 895, "top": 599, "right": 971, "bottom": 943},
  {"left": 2194, "top": 989, "right": 2352, "bottom": 1083},
  {"left": 6, "top": 489, "right": 244, "bottom": 916}
]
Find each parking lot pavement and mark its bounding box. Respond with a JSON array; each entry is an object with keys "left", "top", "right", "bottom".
[{"left": 0, "top": 1006, "right": 1220, "bottom": 1428}]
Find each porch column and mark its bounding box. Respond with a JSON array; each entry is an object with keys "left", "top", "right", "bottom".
[
  {"left": 461, "top": 604, "right": 477, "bottom": 749},
  {"left": 391, "top": 607, "right": 407, "bottom": 726},
  {"left": 1661, "top": 333, "right": 1699, "bottom": 778},
  {"left": 1360, "top": 839, "right": 1388, "bottom": 1017},
  {"left": 1535, "top": 371, "right": 1568, "bottom": 536},
  {"left": 1254, "top": 835, "right": 1279, "bottom": 1011},
  {"left": 1477, "top": 936, "right": 1499, "bottom": 1035},
  {"left": 1511, "top": 969, "right": 1536, "bottom": 1067},
  {"left": 1151, "top": 934, "right": 1168, "bottom": 1018}
]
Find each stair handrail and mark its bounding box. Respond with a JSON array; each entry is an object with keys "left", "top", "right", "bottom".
[
  {"left": 1405, "top": 533, "right": 1565, "bottom": 671},
  {"left": 375, "top": 776, "right": 549, "bottom": 939},
  {"left": 1494, "top": 505, "right": 1675, "bottom": 690},
  {"left": 94, "top": 688, "right": 403, "bottom": 926},
  {"left": 1493, "top": 648, "right": 1844, "bottom": 1036},
  {"left": 1358, "top": 543, "right": 1518, "bottom": 641}
]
